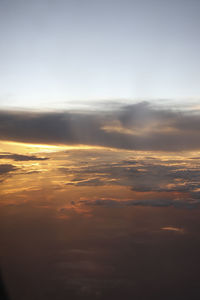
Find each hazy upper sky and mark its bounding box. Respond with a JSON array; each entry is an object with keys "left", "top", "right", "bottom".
[{"left": 0, "top": 0, "right": 200, "bottom": 109}]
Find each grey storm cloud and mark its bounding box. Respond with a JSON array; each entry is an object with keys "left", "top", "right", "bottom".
[{"left": 1, "top": 101, "right": 200, "bottom": 151}]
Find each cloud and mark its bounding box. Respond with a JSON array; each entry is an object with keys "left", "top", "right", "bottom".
[
  {"left": 78, "top": 197, "right": 199, "bottom": 208},
  {"left": 0, "top": 164, "right": 18, "bottom": 175},
  {"left": 66, "top": 178, "right": 105, "bottom": 186},
  {"left": 0, "top": 153, "right": 49, "bottom": 161},
  {"left": 57, "top": 149, "right": 200, "bottom": 207},
  {"left": 61, "top": 157, "right": 200, "bottom": 192},
  {"left": 161, "top": 226, "right": 185, "bottom": 234},
  {"left": 1, "top": 101, "right": 200, "bottom": 151}
]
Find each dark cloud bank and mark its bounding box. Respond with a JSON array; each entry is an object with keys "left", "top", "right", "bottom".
[{"left": 1, "top": 101, "right": 200, "bottom": 151}]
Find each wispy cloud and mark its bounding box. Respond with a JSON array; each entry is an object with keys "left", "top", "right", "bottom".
[
  {"left": 161, "top": 226, "right": 185, "bottom": 234},
  {"left": 0, "top": 164, "right": 18, "bottom": 175},
  {"left": 0, "top": 153, "right": 49, "bottom": 161}
]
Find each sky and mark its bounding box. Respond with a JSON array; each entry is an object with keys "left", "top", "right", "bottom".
[
  {"left": 1, "top": 1, "right": 200, "bottom": 300},
  {"left": 0, "top": 0, "right": 200, "bottom": 109}
]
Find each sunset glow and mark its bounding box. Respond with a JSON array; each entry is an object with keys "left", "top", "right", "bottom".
[{"left": 1, "top": 1, "right": 200, "bottom": 299}]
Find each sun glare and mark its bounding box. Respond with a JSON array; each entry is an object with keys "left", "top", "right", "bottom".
[{"left": 0, "top": 140, "right": 109, "bottom": 154}]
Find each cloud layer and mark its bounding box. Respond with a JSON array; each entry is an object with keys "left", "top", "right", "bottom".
[{"left": 1, "top": 101, "right": 200, "bottom": 151}]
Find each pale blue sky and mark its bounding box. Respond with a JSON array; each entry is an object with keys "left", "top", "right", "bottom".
[{"left": 0, "top": 0, "right": 200, "bottom": 109}]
